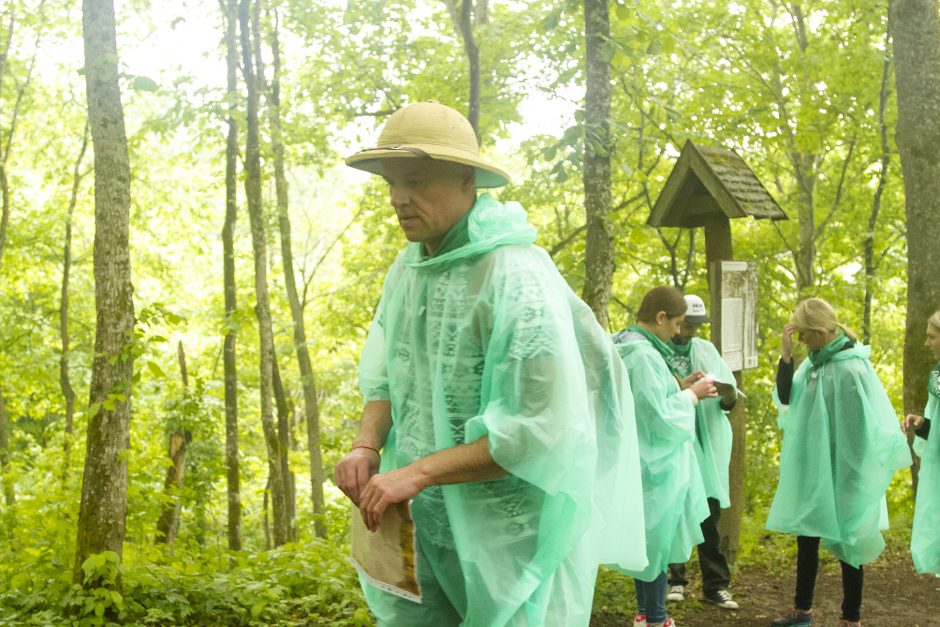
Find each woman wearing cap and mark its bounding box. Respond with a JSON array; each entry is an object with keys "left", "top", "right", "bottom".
[
  {"left": 903, "top": 309, "right": 940, "bottom": 575},
  {"left": 611, "top": 286, "right": 717, "bottom": 627},
  {"left": 768, "top": 298, "right": 910, "bottom": 627}
]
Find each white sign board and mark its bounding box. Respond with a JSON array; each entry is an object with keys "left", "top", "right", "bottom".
[{"left": 718, "top": 261, "right": 758, "bottom": 371}]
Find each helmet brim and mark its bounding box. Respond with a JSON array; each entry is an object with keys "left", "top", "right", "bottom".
[{"left": 346, "top": 144, "right": 511, "bottom": 189}]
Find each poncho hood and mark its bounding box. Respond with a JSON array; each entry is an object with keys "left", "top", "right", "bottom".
[
  {"left": 403, "top": 193, "right": 537, "bottom": 272},
  {"left": 612, "top": 330, "right": 648, "bottom": 358}
]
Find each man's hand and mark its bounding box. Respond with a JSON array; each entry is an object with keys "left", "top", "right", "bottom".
[
  {"left": 680, "top": 371, "right": 705, "bottom": 390},
  {"left": 336, "top": 447, "right": 380, "bottom": 507},
  {"left": 782, "top": 323, "right": 796, "bottom": 362},
  {"left": 358, "top": 465, "right": 429, "bottom": 532},
  {"left": 904, "top": 413, "right": 925, "bottom": 433}
]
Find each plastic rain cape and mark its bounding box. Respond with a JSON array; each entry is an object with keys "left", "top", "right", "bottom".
[
  {"left": 359, "top": 194, "right": 647, "bottom": 626},
  {"left": 766, "top": 343, "right": 911, "bottom": 567},
  {"left": 912, "top": 364, "right": 940, "bottom": 575},
  {"left": 668, "top": 338, "right": 735, "bottom": 507},
  {"left": 611, "top": 330, "right": 708, "bottom": 581}
]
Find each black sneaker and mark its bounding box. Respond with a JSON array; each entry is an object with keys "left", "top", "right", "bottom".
[
  {"left": 703, "top": 589, "right": 738, "bottom": 609},
  {"left": 770, "top": 607, "right": 812, "bottom": 626}
]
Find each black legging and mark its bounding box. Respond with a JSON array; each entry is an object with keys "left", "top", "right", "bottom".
[{"left": 795, "top": 536, "right": 864, "bottom": 622}]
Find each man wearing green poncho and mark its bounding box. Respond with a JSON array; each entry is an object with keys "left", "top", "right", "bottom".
[
  {"left": 768, "top": 298, "right": 911, "bottom": 627},
  {"left": 335, "top": 101, "right": 647, "bottom": 626},
  {"left": 903, "top": 309, "right": 940, "bottom": 576},
  {"left": 664, "top": 295, "right": 739, "bottom": 611}
]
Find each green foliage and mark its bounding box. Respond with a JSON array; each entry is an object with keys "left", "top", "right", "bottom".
[{"left": 0, "top": 543, "right": 370, "bottom": 626}]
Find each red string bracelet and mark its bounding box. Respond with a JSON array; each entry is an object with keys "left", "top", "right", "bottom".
[{"left": 351, "top": 444, "right": 380, "bottom": 456}]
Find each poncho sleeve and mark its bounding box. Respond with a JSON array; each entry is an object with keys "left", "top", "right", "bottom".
[
  {"left": 358, "top": 259, "right": 404, "bottom": 403},
  {"left": 464, "top": 251, "right": 600, "bottom": 499}
]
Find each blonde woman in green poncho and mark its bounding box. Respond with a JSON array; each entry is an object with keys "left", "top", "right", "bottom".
[
  {"left": 334, "top": 102, "right": 647, "bottom": 627},
  {"left": 768, "top": 298, "right": 911, "bottom": 627},
  {"left": 612, "top": 286, "right": 717, "bottom": 627},
  {"left": 903, "top": 309, "right": 940, "bottom": 575}
]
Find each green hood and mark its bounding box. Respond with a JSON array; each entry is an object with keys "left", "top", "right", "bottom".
[{"left": 403, "top": 193, "right": 537, "bottom": 272}]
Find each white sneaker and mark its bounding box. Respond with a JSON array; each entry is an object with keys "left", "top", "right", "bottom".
[
  {"left": 648, "top": 619, "right": 676, "bottom": 627},
  {"left": 633, "top": 614, "right": 647, "bottom": 627},
  {"left": 704, "top": 588, "right": 739, "bottom": 609},
  {"left": 665, "top": 585, "right": 685, "bottom": 602}
]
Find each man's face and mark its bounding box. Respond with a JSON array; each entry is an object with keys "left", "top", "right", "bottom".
[
  {"left": 381, "top": 158, "right": 475, "bottom": 255},
  {"left": 673, "top": 320, "right": 701, "bottom": 345}
]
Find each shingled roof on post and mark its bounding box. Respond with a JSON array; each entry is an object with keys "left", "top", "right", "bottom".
[{"left": 647, "top": 140, "right": 788, "bottom": 228}]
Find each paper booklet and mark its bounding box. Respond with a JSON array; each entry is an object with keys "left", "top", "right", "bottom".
[
  {"left": 350, "top": 500, "right": 423, "bottom": 603},
  {"left": 703, "top": 374, "right": 747, "bottom": 399}
]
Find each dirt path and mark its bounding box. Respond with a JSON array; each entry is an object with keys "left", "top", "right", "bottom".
[{"left": 590, "top": 548, "right": 940, "bottom": 627}]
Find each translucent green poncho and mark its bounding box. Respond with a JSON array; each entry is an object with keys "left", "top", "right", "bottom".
[
  {"left": 912, "top": 364, "right": 940, "bottom": 575},
  {"left": 668, "top": 337, "right": 735, "bottom": 507},
  {"left": 611, "top": 328, "right": 708, "bottom": 582},
  {"left": 766, "top": 340, "right": 911, "bottom": 567},
  {"left": 359, "top": 194, "right": 647, "bottom": 626}
]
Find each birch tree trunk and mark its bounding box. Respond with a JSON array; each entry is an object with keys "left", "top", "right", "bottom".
[{"left": 74, "top": 0, "right": 135, "bottom": 588}]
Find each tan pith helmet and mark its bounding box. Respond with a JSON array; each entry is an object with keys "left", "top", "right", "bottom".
[{"left": 345, "top": 101, "right": 511, "bottom": 188}]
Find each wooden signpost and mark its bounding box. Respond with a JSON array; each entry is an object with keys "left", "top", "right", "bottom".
[{"left": 647, "top": 140, "right": 787, "bottom": 564}]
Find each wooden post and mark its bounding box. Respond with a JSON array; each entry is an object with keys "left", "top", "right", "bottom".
[{"left": 703, "top": 213, "right": 746, "bottom": 566}]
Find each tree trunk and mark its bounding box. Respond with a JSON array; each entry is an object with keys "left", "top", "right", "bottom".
[
  {"left": 220, "top": 0, "right": 242, "bottom": 553},
  {"left": 0, "top": 388, "right": 13, "bottom": 508},
  {"left": 442, "top": 0, "right": 481, "bottom": 137},
  {"left": 862, "top": 49, "right": 892, "bottom": 345},
  {"left": 265, "top": 9, "right": 327, "bottom": 539},
  {"left": 239, "top": 0, "right": 290, "bottom": 547},
  {"left": 703, "top": 216, "right": 747, "bottom": 565},
  {"left": 271, "top": 361, "right": 296, "bottom": 541},
  {"left": 155, "top": 432, "right": 189, "bottom": 545},
  {"left": 61, "top": 125, "right": 89, "bottom": 481},
  {"left": 793, "top": 154, "right": 817, "bottom": 296},
  {"left": 155, "top": 342, "right": 192, "bottom": 546},
  {"left": 251, "top": 3, "right": 297, "bottom": 543},
  {"left": 890, "top": 0, "right": 940, "bottom": 491},
  {"left": 581, "top": 0, "right": 614, "bottom": 329},
  {"left": 0, "top": 12, "right": 12, "bottom": 507},
  {"left": 458, "top": 0, "right": 480, "bottom": 137},
  {"left": 74, "top": 0, "right": 134, "bottom": 589}
]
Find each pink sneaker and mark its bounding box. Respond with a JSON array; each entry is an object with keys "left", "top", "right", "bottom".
[
  {"left": 648, "top": 619, "right": 676, "bottom": 627},
  {"left": 633, "top": 614, "right": 647, "bottom": 627}
]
